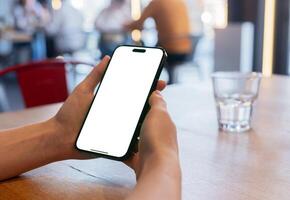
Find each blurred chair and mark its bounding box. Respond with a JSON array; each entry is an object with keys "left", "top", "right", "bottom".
[
  {"left": 187, "top": 35, "right": 202, "bottom": 61},
  {"left": 166, "top": 34, "right": 201, "bottom": 84},
  {"left": 0, "top": 59, "right": 94, "bottom": 109},
  {"left": 98, "top": 31, "right": 133, "bottom": 57}
]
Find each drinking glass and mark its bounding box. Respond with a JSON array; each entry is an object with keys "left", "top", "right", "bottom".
[{"left": 212, "top": 72, "right": 261, "bottom": 132}]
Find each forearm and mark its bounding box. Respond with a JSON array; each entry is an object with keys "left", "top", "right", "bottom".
[
  {"left": 0, "top": 119, "right": 62, "bottom": 181},
  {"left": 127, "top": 153, "right": 181, "bottom": 200}
]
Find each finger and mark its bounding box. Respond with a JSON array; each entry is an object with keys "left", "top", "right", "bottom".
[
  {"left": 73, "top": 151, "right": 99, "bottom": 160},
  {"left": 148, "top": 91, "right": 167, "bottom": 109},
  {"left": 83, "top": 56, "right": 110, "bottom": 91},
  {"left": 133, "top": 139, "right": 139, "bottom": 153},
  {"left": 156, "top": 80, "right": 166, "bottom": 91},
  {"left": 123, "top": 153, "right": 139, "bottom": 170}
]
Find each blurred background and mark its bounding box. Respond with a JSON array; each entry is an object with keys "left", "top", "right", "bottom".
[{"left": 0, "top": 0, "right": 288, "bottom": 111}]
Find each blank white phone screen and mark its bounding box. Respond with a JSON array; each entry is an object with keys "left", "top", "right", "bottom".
[{"left": 76, "top": 46, "right": 164, "bottom": 158}]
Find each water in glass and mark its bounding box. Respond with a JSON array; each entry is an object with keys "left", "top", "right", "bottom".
[{"left": 216, "top": 93, "right": 256, "bottom": 132}]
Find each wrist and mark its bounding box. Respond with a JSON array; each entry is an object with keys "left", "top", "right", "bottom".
[
  {"left": 139, "top": 150, "right": 181, "bottom": 180},
  {"left": 42, "top": 118, "right": 72, "bottom": 162}
]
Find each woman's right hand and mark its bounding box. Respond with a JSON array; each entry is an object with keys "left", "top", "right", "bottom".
[
  {"left": 124, "top": 91, "right": 181, "bottom": 200},
  {"left": 125, "top": 91, "right": 180, "bottom": 178}
]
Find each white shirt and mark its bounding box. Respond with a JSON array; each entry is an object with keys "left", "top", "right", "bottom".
[
  {"left": 13, "top": 2, "right": 45, "bottom": 34},
  {"left": 0, "top": 1, "right": 14, "bottom": 27},
  {"left": 46, "top": 1, "right": 84, "bottom": 53},
  {"left": 95, "top": 0, "right": 131, "bottom": 33}
]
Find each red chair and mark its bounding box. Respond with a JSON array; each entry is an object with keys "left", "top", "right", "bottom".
[{"left": 0, "top": 59, "right": 94, "bottom": 108}]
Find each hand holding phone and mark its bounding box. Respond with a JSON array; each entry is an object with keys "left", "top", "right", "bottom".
[
  {"left": 124, "top": 90, "right": 179, "bottom": 177},
  {"left": 76, "top": 45, "right": 167, "bottom": 160}
]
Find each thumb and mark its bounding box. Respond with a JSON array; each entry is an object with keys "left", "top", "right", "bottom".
[
  {"left": 82, "top": 56, "right": 110, "bottom": 91},
  {"left": 149, "top": 91, "right": 167, "bottom": 110}
]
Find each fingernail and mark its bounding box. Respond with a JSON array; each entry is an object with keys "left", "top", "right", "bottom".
[{"left": 101, "top": 56, "right": 108, "bottom": 61}]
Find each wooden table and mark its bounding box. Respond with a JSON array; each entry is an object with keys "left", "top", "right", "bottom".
[{"left": 1, "top": 75, "right": 290, "bottom": 200}]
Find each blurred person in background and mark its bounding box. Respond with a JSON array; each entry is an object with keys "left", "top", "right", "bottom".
[
  {"left": 13, "top": 0, "right": 49, "bottom": 34},
  {"left": 125, "top": 0, "right": 192, "bottom": 84},
  {"left": 45, "top": 0, "right": 85, "bottom": 57},
  {"left": 38, "top": 0, "right": 50, "bottom": 8},
  {"left": 0, "top": 1, "right": 14, "bottom": 67},
  {"left": 13, "top": 0, "right": 49, "bottom": 62},
  {"left": 0, "top": 1, "right": 14, "bottom": 64},
  {"left": 0, "top": 1, "right": 14, "bottom": 28},
  {"left": 95, "top": 0, "right": 132, "bottom": 57}
]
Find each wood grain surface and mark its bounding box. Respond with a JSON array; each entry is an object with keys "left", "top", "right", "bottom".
[{"left": 1, "top": 75, "right": 290, "bottom": 200}]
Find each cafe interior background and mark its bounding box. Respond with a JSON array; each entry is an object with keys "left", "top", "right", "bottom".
[{"left": 0, "top": 0, "right": 289, "bottom": 112}]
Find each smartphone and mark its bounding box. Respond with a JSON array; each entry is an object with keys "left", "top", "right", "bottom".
[{"left": 76, "top": 45, "right": 167, "bottom": 160}]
